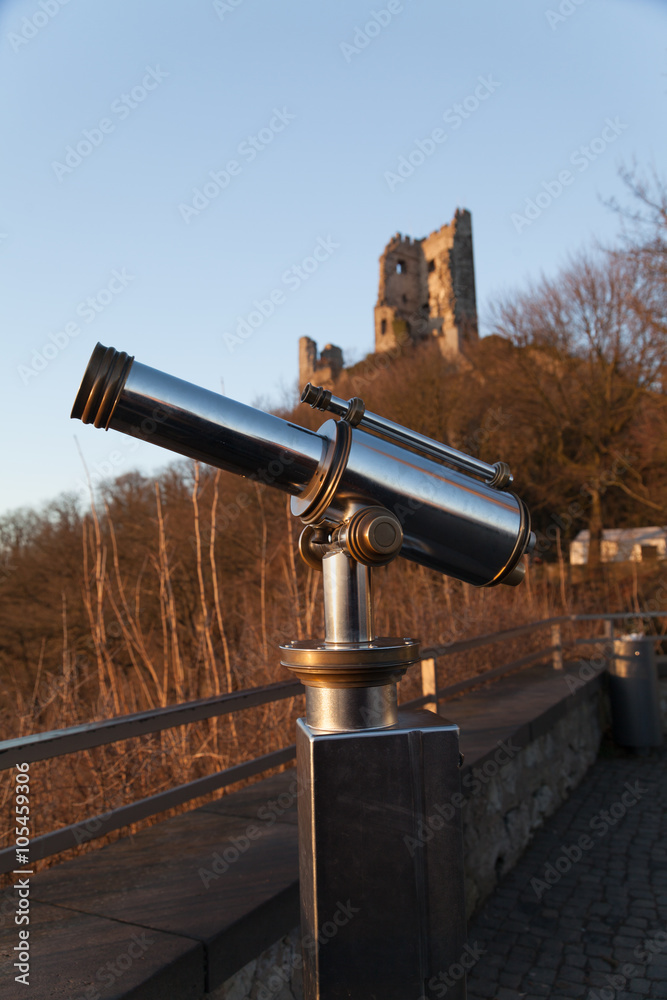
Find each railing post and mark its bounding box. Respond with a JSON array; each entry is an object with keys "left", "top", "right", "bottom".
[
  {"left": 603, "top": 618, "right": 614, "bottom": 661},
  {"left": 421, "top": 657, "right": 440, "bottom": 713},
  {"left": 551, "top": 624, "right": 563, "bottom": 671}
]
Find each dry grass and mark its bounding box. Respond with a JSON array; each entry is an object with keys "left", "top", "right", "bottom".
[{"left": 1, "top": 467, "right": 665, "bottom": 884}]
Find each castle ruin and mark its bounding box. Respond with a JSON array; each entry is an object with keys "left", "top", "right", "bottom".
[
  {"left": 298, "top": 209, "right": 477, "bottom": 388},
  {"left": 298, "top": 338, "right": 344, "bottom": 389},
  {"left": 374, "top": 208, "right": 478, "bottom": 356}
]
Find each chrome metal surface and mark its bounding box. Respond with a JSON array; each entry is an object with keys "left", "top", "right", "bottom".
[
  {"left": 281, "top": 540, "right": 417, "bottom": 730},
  {"left": 352, "top": 404, "right": 501, "bottom": 483},
  {"left": 73, "top": 345, "right": 325, "bottom": 494},
  {"left": 297, "top": 709, "right": 467, "bottom": 1000},
  {"left": 322, "top": 549, "right": 372, "bottom": 643},
  {"left": 72, "top": 346, "right": 531, "bottom": 585},
  {"left": 305, "top": 683, "right": 397, "bottom": 731},
  {"left": 323, "top": 425, "right": 530, "bottom": 587},
  {"left": 339, "top": 505, "right": 403, "bottom": 565},
  {"left": 503, "top": 559, "right": 526, "bottom": 586},
  {"left": 302, "top": 381, "right": 509, "bottom": 486},
  {"left": 297, "top": 524, "right": 327, "bottom": 571},
  {"left": 280, "top": 636, "right": 420, "bottom": 673},
  {"left": 279, "top": 637, "right": 419, "bottom": 732},
  {"left": 113, "top": 360, "right": 325, "bottom": 493},
  {"left": 71, "top": 343, "right": 134, "bottom": 428},
  {"left": 290, "top": 418, "right": 352, "bottom": 521},
  {"left": 301, "top": 383, "right": 366, "bottom": 427}
]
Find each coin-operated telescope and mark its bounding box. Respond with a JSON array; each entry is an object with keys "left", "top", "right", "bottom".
[{"left": 72, "top": 344, "right": 533, "bottom": 1000}]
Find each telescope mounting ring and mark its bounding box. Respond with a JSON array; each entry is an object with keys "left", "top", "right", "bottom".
[
  {"left": 279, "top": 637, "right": 420, "bottom": 690},
  {"left": 291, "top": 419, "right": 352, "bottom": 525}
]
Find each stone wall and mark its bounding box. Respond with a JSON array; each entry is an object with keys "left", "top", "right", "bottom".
[
  {"left": 461, "top": 684, "right": 605, "bottom": 916},
  {"left": 211, "top": 927, "right": 303, "bottom": 1000},
  {"left": 298, "top": 336, "right": 344, "bottom": 389},
  {"left": 215, "top": 678, "right": 608, "bottom": 998}
]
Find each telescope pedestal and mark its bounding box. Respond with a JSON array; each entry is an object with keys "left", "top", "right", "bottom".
[
  {"left": 281, "top": 551, "right": 469, "bottom": 998},
  {"left": 281, "top": 548, "right": 468, "bottom": 1000},
  {"left": 296, "top": 708, "right": 467, "bottom": 1000}
]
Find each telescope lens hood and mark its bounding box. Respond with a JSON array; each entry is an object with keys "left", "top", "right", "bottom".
[{"left": 71, "top": 343, "right": 134, "bottom": 429}]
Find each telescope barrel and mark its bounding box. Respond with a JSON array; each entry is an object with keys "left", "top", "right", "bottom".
[
  {"left": 71, "top": 344, "right": 324, "bottom": 495},
  {"left": 71, "top": 344, "right": 531, "bottom": 587}
]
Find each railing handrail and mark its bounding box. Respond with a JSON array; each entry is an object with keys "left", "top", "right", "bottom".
[
  {"left": 2, "top": 607, "right": 665, "bottom": 873},
  {"left": 420, "top": 611, "right": 667, "bottom": 712},
  {"left": 421, "top": 610, "right": 667, "bottom": 659},
  {"left": 0, "top": 678, "right": 302, "bottom": 771}
]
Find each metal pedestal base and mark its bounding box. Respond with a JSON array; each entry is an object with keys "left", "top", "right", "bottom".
[
  {"left": 305, "top": 683, "right": 398, "bottom": 732},
  {"left": 297, "top": 708, "right": 467, "bottom": 1000}
]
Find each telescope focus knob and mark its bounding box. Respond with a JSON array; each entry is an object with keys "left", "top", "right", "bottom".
[
  {"left": 490, "top": 462, "right": 513, "bottom": 489},
  {"left": 343, "top": 507, "right": 403, "bottom": 566}
]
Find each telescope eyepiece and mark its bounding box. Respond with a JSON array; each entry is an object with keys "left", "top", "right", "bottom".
[
  {"left": 71, "top": 343, "right": 134, "bottom": 429},
  {"left": 301, "top": 383, "right": 366, "bottom": 427},
  {"left": 301, "top": 383, "right": 331, "bottom": 409}
]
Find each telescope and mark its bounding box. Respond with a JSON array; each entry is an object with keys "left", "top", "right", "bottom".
[
  {"left": 71, "top": 343, "right": 533, "bottom": 999},
  {"left": 72, "top": 344, "right": 531, "bottom": 583}
]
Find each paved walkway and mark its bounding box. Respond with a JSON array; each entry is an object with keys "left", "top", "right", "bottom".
[{"left": 466, "top": 746, "right": 667, "bottom": 1000}]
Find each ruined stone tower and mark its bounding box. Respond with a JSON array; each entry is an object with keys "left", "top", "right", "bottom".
[
  {"left": 299, "top": 337, "right": 344, "bottom": 389},
  {"left": 297, "top": 210, "right": 477, "bottom": 388},
  {"left": 374, "top": 208, "right": 478, "bottom": 357}
]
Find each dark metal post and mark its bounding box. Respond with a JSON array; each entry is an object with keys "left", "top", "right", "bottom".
[
  {"left": 296, "top": 709, "right": 467, "bottom": 1000},
  {"left": 608, "top": 635, "right": 663, "bottom": 751},
  {"left": 282, "top": 534, "right": 468, "bottom": 999}
]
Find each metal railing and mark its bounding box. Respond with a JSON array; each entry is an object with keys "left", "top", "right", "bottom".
[
  {"left": 0, "top": 679, "right": 302, "bottom": 873},
  {"left": 414, "top": 611, "right": 667, "bottom": 713},
  {"left": 1, "top": 609, "right": 664, "bottom": 874}
]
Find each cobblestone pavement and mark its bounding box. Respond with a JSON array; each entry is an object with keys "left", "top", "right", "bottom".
[{"left": 465, "top": 746, "right": 667, "bottom": 1000}]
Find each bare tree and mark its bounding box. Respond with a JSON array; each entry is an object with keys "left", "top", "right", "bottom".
[
  {"left": 490, "top": 248, "right": 666, "bottom": 565},
  {"left": 608, "top": 164, "right": 667, "bottom": 275}
]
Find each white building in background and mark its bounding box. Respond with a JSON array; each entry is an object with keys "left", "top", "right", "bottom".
[{"left": 569, "top": 526, "right": 667, "bottom": 565}]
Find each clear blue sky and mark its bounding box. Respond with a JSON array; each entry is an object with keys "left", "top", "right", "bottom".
[{"left": 1, "top": 0, "right": 665, "bottom": 516}]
